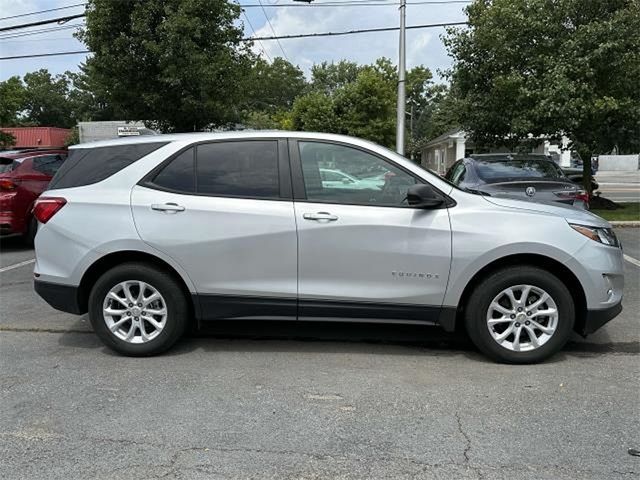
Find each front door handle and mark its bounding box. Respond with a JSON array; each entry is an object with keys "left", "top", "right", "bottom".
[
  {"left": 303, "top": 212, "right": 338, "bottom": 221},
  {"left": 151, "top": 202, "right": 185, "bottom": 212}
]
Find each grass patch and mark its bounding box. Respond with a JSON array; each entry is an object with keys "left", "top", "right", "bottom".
[{"left": 592, "top": 202, "right": 640, "bottom": 221}]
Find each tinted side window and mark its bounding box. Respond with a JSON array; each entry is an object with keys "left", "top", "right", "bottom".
[
  {"left": 152, "top": 148, "right": 195, "bottom": 193},
  {"left": 196, "top": 141, "right": 279, "bottom": 199},
  {"left": 32, "top": 155, "right": 66, "bottom": 176},
  {"left": 298, "top": 141, "right": 417, "bottom": 207},
  {"left": 48, "top": 142, "right": 168, "bottom": 190}
]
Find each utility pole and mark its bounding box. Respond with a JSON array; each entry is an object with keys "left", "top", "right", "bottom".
[{"left": 395, "top": 0, "right": 406, "bottom": 155}]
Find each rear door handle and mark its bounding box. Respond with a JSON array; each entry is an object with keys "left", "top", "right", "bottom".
[
  {"left": 151, "top": 203, "right": 185, "bottom": 212},
  {"left": 303, "top": 212, "right": 338, "bottom": 221}
]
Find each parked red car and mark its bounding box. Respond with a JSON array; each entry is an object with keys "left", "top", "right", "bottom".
[{"left": 0, "top": 149, "right": 67, "bottom": 244}]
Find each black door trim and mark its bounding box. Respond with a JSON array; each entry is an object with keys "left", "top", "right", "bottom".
[
  {"left": 194, "top": 293, "right": 450, "bottom": 327},
  {"left": 195, "top": 294, "right": 298, "bottom": 321}
]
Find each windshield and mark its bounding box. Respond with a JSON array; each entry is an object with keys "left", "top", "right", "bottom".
[{"left": 475, "top": 159, "right": 564, "bottom": 181}]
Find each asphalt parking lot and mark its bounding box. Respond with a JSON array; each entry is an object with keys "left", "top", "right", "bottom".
[{"left": 1, "top": 229, "right": 639, "bottom": 479}]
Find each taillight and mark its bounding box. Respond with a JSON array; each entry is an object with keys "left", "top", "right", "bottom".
[
  {"left": 0, "top": 179, "right": 16, "bottom": 190},
  {"left": 575, "top": 191, "right": 589, "bottom": 203},
  {"left": 33, "top": 197, "right": 66, "bottom": 224}
]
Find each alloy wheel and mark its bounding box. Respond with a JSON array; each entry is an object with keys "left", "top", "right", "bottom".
[
  {"left": 486, "top": 284, "right": 558, "bottom": 352},
  {"left": 102, "top": 280, "right": 168, "bottom": 344}
]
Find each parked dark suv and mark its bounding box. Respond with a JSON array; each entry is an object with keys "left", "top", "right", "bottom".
[{"left": 445, "top": 154, "right": 589, "bottom": 209}]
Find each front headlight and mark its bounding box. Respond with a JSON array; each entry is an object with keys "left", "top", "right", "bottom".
[{"left": 569, "top": 223, "right": 620, "bottom": 247}]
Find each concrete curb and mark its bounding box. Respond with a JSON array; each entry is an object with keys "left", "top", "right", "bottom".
[{"left": 610, "top": 221, "right": 640, "bottom": 227}]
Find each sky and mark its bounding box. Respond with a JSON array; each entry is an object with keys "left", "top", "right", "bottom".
[{"left": 0, "top": 0, "right": 470, "bottom": 83}]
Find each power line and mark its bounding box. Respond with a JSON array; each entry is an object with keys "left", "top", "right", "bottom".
[
  {"left": 251, "top": 21, "right": 467, "bottom": 40},
  {"left": 0, "top": 21, "right": 468, "bottom": 60},
  {"left": 0, "top": 1, "right": 470, "bottom": 34},
  {"left": 0, "top": 3, "right": 85, "bottom": 22},
  {"left": 0, "top": 13, "right": 85, "bottom": 33},
  {"left": 242, "top": 11, "right": 272, "bottom": 61},
  {"left": 0, "top": 23, "right": 83, "bottom": 40},
  {"left": 257, "top": 0, "right": 289, "bottom": 60}
]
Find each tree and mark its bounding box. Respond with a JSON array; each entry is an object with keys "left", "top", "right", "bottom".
[
  {"left": 310, "top": 60, "right": 362, "bottom": 94},
  {"left": 0, "top": 131, "right": 16, "bottom": 149},
  {"left": 290, "top": 58, "right": 437, "bottom": 151},
  {"left": 444, "top": 0, "right": 640, "bottom": 192},
  {"left": 241, "top": 57, "right": 306, "bottom": 129},
  {"left": 77, "top": 0, "right": 253, "bottom": 132},
  {"left": 0, "top": 76, "right": 26, "bottom": 126},
  {"left": 22, "top": 70, "right": 76, "bottom": 128}
]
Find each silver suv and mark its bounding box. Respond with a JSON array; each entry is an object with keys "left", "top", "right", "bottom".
[{"left": 32, "top": 132, "right": 624, "bottom": 363}]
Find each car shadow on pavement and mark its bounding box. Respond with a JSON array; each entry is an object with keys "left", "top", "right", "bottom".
[
  {"left": 56, "top": 319, "right": 637, "bottom": 362},
  {"left": 0, "top": 234, "right": 32, "bottom": 253}
]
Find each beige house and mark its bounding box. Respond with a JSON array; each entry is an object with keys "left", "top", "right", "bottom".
[{"left": 420, "top": 128, "right": 573, "bottom": 175}]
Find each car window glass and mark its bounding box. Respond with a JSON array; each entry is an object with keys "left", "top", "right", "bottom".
[
  {"left": 298, "top": 142, "right": 417, "bottom": 206},
  {"left": 475, "top": 159, "right": 563, "bottom": 181},
  {"left": 196, "top": 141, "right": 279, "bottom": 198},
  {"left": 49, "top": 142, "right": 168, "bottom": 190},
  {"left": 33, "top": 155, "right": 66, "bottom": 175},
  {"left": 152, "top": 148, "right": 195, "bottom": 193},
  {"left": 0, "top": 157, "right": 18, "bottom": 173},
  {"left": 450, "top": 163, "right": 466, "bottom": 184}
]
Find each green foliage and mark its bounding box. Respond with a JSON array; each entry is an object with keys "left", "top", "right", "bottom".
[
  {"left": 444, "top": 0, "right": 640, "bottom": 177},
  {"left": 77, "top": 0, "right": 252, "bottom": 132},
  {"left": 64, "top": 126, "right": 80, "bottom": 147},
  {"left": 0, "top": 131, "right": 16, "bottom": 149},
  {"left": 310, "top": 60, "right": 362, "bottom": 94},
  {"left": 0, "top": 76, "right": 25, "bottom": 126},
  {"left": 291, "top": 58, "right": 438, "bottom": 151},
  {"left": 22, "top": 69, "right": 76, "bottom": 128}
]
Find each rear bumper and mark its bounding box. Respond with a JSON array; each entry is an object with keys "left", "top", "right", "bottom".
[
  {"left": 581, "top": 301, "right": 623, "bottom": 335},
  {"left": 34, "top": 279, "right": 84, "bottom": 315}
]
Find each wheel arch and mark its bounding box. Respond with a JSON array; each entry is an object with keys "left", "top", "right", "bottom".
[
  {"left": 452, "top": 253, "right": 587, "bottom": 334},
  {"left": 77, "top": 250, "right": 198, "bottom": 320}
]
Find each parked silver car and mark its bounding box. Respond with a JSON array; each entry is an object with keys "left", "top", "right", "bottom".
[{"left": 32, "top": 132, "right": 623, "bottom": 363}]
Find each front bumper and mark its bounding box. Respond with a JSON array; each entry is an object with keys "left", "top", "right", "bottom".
[
  {"left": 581, "top": 301, "right": 623, "bottom": 335},
  {"left": 34, "top": 279, "right": 84, "bottom": 315}
]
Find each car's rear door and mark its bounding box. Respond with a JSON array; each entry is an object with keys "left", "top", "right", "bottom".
[
  {"left": 131, "top": 138, "right": 298, "bottom": 320},
  {"left": 289, "top": 139, "right": 452, "bottom": 324}
]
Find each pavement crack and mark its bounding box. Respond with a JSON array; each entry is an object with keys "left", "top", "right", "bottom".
[{"left": 455, "top": 411, "right": 485, "bottom": 479}]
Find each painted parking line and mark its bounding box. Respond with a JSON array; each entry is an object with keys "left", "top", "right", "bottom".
[
  {"left": 0, "top": 258, "right": 35, "bottom": 273},
  {"left": 624, "top": 254, "right": 640, "bottom": 268}
]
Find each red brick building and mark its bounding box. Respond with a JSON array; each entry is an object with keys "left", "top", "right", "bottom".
[{"left": 0, "top": 127, "right": 71, "bottom": 149}]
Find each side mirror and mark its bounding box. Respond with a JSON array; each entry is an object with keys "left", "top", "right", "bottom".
[{"left": 407, "top": 184, "right": 445, "bottom": 209}]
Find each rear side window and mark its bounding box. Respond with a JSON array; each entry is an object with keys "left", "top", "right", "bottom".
[
  {"left": 0, "top": 157, "right": 19, "bottom": 173},
  {"left": 196, "top": 141, "right": 279, "bottom": 198},
  {"left": 32, "top": 154, "right": 66, "bottom": 176},
  {"left": 48, "top": 142, "right": 168, "bottom": 190},
  {"left": 152, "top": 148, "right": 195, "bottom": 193}
]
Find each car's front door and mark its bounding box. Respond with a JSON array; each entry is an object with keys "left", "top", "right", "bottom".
[
  {"left": 131, "top": 139, "right": 298, "bottom": 320},
  {"left": 290, "top": 140, "right": 452, "bottom": 323}
]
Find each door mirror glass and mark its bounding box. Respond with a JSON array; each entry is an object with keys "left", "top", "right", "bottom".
[{"left": 406, "top": 184, "right": 444, "bottom": 209}]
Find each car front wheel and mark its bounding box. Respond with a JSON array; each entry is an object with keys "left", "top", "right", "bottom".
[
  {"left": 88, "top": 262, "right": 188, "bottom": 356},
  {"left": 464, "top": 266, "right": 575, "bottom": 364}
]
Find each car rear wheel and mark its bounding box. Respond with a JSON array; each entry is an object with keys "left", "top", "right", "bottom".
[
  {"left": 88, "top": 262, "right": 188, "bottom": 356},
  {"left": 464, "top": 266, "right": 575, "bottom": 364}
]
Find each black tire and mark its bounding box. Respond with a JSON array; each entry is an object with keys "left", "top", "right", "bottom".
[
  {"left": 464, "top": 266, "right": 575, "bottom": 364},
  {"left": 88, "top": 262, "right": 188, "bottom": 356},
  {"left": 23, "top": 216, "right": 37, "bottom": 247}
]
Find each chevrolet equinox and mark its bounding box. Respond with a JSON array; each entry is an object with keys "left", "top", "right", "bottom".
[{"left": 33, "top": 132, "right": 624, "bottom": 363}]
